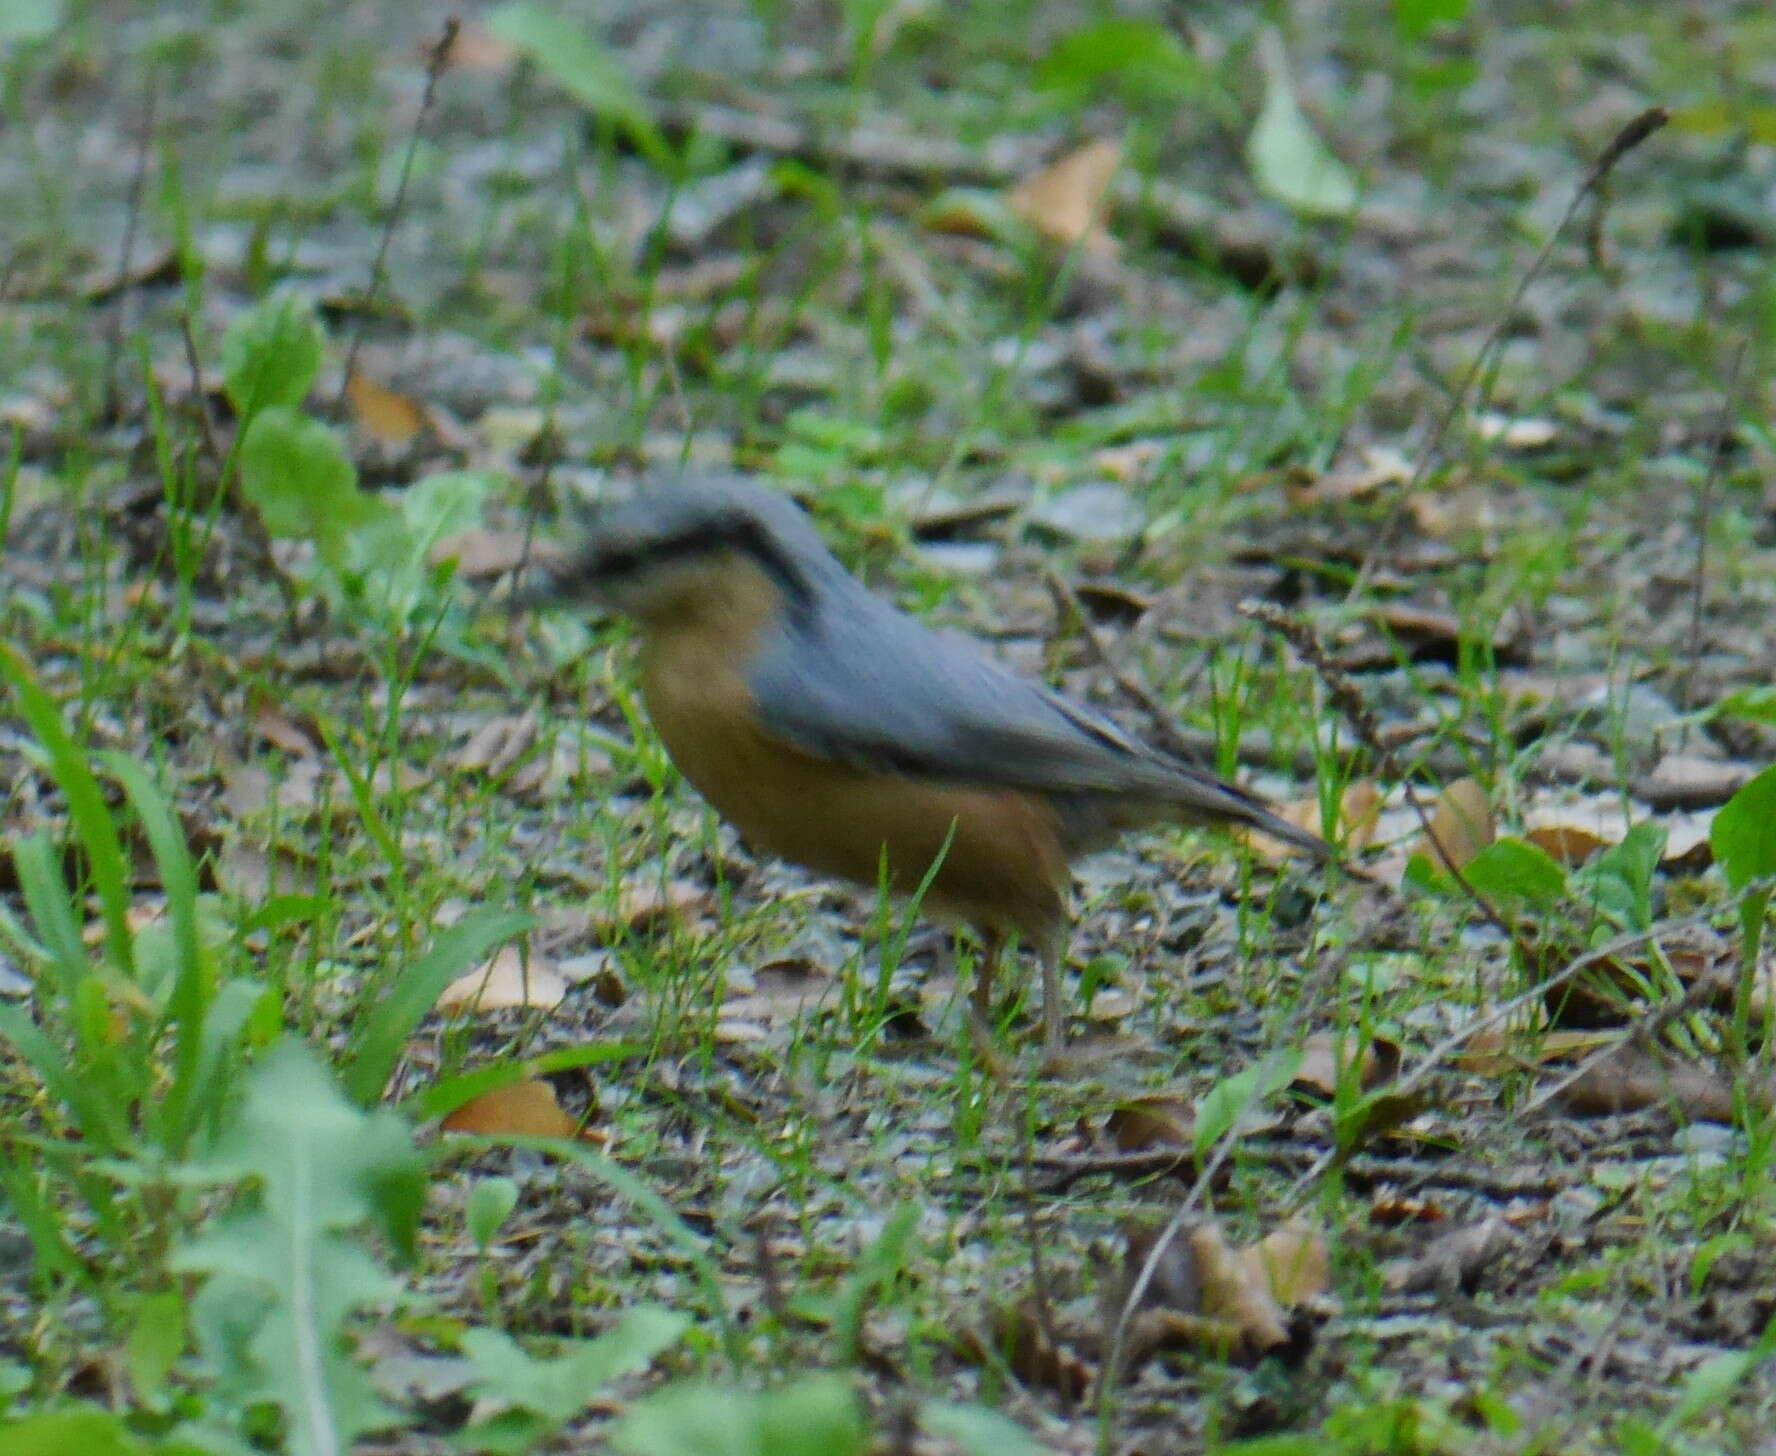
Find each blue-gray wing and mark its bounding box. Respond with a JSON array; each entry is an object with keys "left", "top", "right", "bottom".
[{"left": 747, "top": 585, "right": 1277, "bottom": 826}]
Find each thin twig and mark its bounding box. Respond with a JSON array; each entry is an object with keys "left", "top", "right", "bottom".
[
  {"left": 1348, "top": 107, "right": 1668, "bottom": 599},
  {"left": 101, "top": 69, "right": 160, "bottom": 423},
  {"left": 1240, "top": 600, "right": 1518, "bottom": 946},
  {"left": 1276, "top": 908, "right": 1721, "bottom": 1213},
  {"left": 1018, "top": 1076, "right": 1065, "bottom": 1411},
  {"left": 1044, "top": 569, "right": 1214, "bottom": 766},
  {"left": 330, "top": 17, "right": 459, "bottom": 419},
  {"left": 178, "top": 311, "right": 222, "bottom": 467},
  {"left": 1093, "top": 945, "right": 1347, "bottom": 1441},
  {"left": 1516, "top": 943, "right": 1738, "bottom": 1119},
  {"left": 1677, "top": 339, "right": 1748, "bottom": 728}
]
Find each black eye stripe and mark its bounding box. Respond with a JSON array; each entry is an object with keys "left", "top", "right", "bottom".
[{"left": 580, "top": 514, "right": 813, "bottom": 611}]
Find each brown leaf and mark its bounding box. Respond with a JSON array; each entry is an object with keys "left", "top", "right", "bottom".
[
  {"left": 594, "top": 879, "right": 713, "bottom": 936},
  {"left": 1117, "top": 1220, "right": 1315, "bottom": 1366},
  {"left": 437, "top": 945, "right": 567, "bottom": 1012},
  {"left": 1106, "top": 1095, "right": 1195, "bottom": 1154},
  {"left": 1555, "top": 1048, "right": 1748, "bottom": 1124},
  {"left": 1383, "top": 1216, "right": 1514, "bottom": 1294},
  {"left": 431, "top": 528, "right": 541, "bottom": 581},
  {"left": 1250, "top": 781, "right": 1380, "bottom": 863},
  {"left": 441, "top": 1080, "right": 577, "bottom": 1138},
  {"left": 1189, "top": 1224, "right": 1291, "bottom": 1355},
  {"left": 1522, "top": 823, "right": 1607, "bottom": 866},
  {"left": 1419, "top": 776, "right": 1493, "bottom": 872},
  {"left": 1638, "top": 754, "right": 1755, "bottom": 810},
  {"left": 1291, "top": 1030, "right": 1400, "bottom": 1099},
  {"left": 1239, "top": 1220, "right": 1330, "bottom": 1308},
  {"left": 442, "top": 23, "right": 516, "bottom": 72},
  {"left": 1285, "top": 445, "right": 1413, "bottom": 507},
  {"left": 345, "top": 373, "right": 426, "bottom": 446},
  {"left": 720, "top": 963, "right": 836, "bottom": 1025},
  {"left": 1369, "top": 1196, "right": 1446, "bottom": 1227},
  {"left": 220, "top": 757, "right": 332, "bottom": 820},
  {"left": 974, "top": 1303, "right": 1090, "bottom": 1399},
  {"left": 1457, "top": 1026, "right": 1614, "bottom": 1075},
  {"left": 1008, "top": 139, "right": 1121, "bottom": 255},
  {"left": 452, "top": 712, "right": 540, "bottom": 777},
  {"left": 250, "top": 702, "right": 319, "bottom": 758}
]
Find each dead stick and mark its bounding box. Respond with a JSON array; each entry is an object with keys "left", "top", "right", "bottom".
[
  {"left": 1677, "top": 339, "right": 1748, "bottom": 725},
  {"left": 101, "top": 69, "right": 160, "bottom": 423},
  {"left": 330, "top": 18, "right": 459, "bottom": 419},
  {"left": 1349, "top": 107, "right": 1668, "bottom": 598}
]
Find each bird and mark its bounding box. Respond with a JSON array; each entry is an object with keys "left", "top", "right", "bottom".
[{"left": 527, "top": 472, "right": 1328, "bottom": 1061}]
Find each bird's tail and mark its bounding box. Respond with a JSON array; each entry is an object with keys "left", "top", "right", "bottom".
[{"left": 1169, "top": 768, "right": 1334, "bottom": 863}]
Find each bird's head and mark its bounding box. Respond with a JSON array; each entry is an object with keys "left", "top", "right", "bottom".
[{"left": 530, "top": 473, "right": 835, "bottom": 635}]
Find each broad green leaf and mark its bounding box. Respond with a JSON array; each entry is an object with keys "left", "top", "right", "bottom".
[
  {"left": 615, "top": 1384, "right": 753, "bottom": 1456},
  {"left": 1246, "top": 28, "right": 1358, "bottom": 219},
  {"left": 400, "top": 471, "right": 493, "bottom": 556},
  {"left": 756, "top": 1375, "right": 868, "bottom": 1456},
  {"left": 1712, "top": 685, "right": 1776, "bottom": 725},
  {"left": 221, "top": 293, "right": 324, "bottom": 419},
  {"left": 0, "top": 1408, "right": 206, "bottom": 1455},
  {"left": 238, "top": 408, "right": 387, "bottom": 562},
  {"left": 466, "top": 1177, "right": 519, "bottom": 1251},
  {"left": 615, "top": 1376, "right": 867, "bottom": 1456},
  {"left": 921, "top": 1403, "right": 1044, "bottom": 1456},
  {"left": 1393, "top": 0, "right": 1468, "bottom": 40},
  {"left": 172, "top": 1041, "right": 426, "bottom": 1456},
  {"left": 1578, "top": 820, "right": 1666, "bottom": 931},
  {"left": 1461, "top": 838, "right": 1567, "bottom": 911},
  {"left": 1195, "top": 1048, "right": 1303, "bottom": 1159},
  {"left": 462, "top": 1307, "right": 689, "bottom": 1427},
  {"left": 124, "top": 1291, "right": 188, "bottom": 1405},
  {"left": 1035, "top": 19, "right": 1208, "bottom": 105},
  {"left": 487, "top": 4, "right": 673, "bottom": 171},
  {"left": 1712, "top": 764, "right": 1776, "bottom": 892}
]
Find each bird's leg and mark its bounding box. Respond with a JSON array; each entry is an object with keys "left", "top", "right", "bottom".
[
  {"left": 1039, "top": 932, "right": 1067, "bottom": 1066},
  {"left": 971, "top": 931, "right": 1002, "bottom": 1028}
]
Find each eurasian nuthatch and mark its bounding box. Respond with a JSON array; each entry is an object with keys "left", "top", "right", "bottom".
[{"left": 535, "top": 473, "right": 1327, "bottom": 1058}]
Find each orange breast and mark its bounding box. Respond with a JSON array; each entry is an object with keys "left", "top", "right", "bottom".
[{"left": 638, "top": 630, "right": 1068, "bottom": 947}]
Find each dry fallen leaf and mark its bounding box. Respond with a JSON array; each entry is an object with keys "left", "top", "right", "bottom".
[
  {"left": 1457, "top": 1027, "right": 1615, "bottom": 1075},
  {"left": 719, "top": 963, "right": 835, "bottom": 1025},
  {"left": 1239, "top": 1220, "right": 1331, "bottom": 1309},
  {"left": 441, "top": 1079, "right": 577, "bottom": 1138},
  {"left": 453, "top": 712, "right": 540, "bottom": 778},
  {"left": 1008, "top": 138, "right": 1121, "bottom": 255},
  {"left": 1291, "top": 1029, "right": 1400, "bottom": 1099},
  {"left": 1555, "top": 1047, "right": 1756, "bottom": 1124},
  {"left": 1251, "top": 780, "right": 1381, "bottom": 862},
  {"left": 1419, "top": 776, "right": 1493, "bottom": 872},
  {"left": 972, "top": 1303, "right": 1091, "bottom": 1400},
  {"left": 431, "top": 528, "right": 541, "bottom": 581},
  {"left": 1106, "top": 1095, "right": 1196, "bottom": 1154},
  {"left": 437, "top": 945, "right": 568, "bottom": 1013},
  {"left": 442, "top": 23, "right": 516, "bottom": 72},
  {"left": 1639, "top": 753, "right": 1754, "bottom": 809},
  {"left": 250, "top": 702, "right": 319, "bottom": 758},
  {"left": 1383, "top": 1216, "right": 1515, "bottom": 1294},
  {"left": 345, "top": 373, "right": 426, "bottom": 447},
  {"left": 1285, "top": 444, "right": 1414, "bottom": 507},
  {"left": 1522, "top": 823, "right": 1608, "bottom": 866},
  {"left": 594, "top": 879, "right": 713, "bottom": 936}
]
